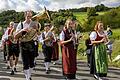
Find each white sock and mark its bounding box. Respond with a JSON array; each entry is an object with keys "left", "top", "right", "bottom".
[
  {"left": 47, "top": 62, "right": 50, "bottom": 69},
  {"left": 34, "top": 58, "right": 36, "bottom": 64},
  {"left": 7, "top": 61, "right": 10, "bottom": 67},
  {"left": 24, "top": 69, "right": 30, "bottom": 80},
  {"left": 29, "top": 68, "right": 33, "bottom": 77},
  {"left": 12, "top": 65, "right": 15, "bottom": 71},
  {"left": 44, "top": 62, "right": 48, "bottom": 70}
]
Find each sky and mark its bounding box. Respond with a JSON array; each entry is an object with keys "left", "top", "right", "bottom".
[{"left": 0, "top": 0, "right": 120, "bottom": 12}]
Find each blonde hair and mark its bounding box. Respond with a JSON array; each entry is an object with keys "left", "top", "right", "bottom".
[
  {"left": 9, "top": 21, "right": 14, "bottom": 25},
  {"left": 94, "top": 21, "right": 103, "bottom": 31},
  {"left": 65, "top": 19, "right": 71, "bottom": 25}
]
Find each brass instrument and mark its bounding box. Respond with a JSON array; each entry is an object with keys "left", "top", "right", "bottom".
[
  {"left": 32, "top": 6, "right": 50, "bottom": 20},
  {"left": 20, "top": 21, "right": 39, "bottom": 42}
]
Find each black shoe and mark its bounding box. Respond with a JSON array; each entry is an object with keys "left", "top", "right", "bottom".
[
  {"left": 29, "top": 77, "right": 32, "bottom": 80},
  {"left": 10, "top": 70, "right": 14, "bottom": 75},
  {"left": 45, "top": 70, "right": 49, "bottom": 74},
  {"left": 14, "top": 68, "right": 17, "bottom": 72},
  {"left": 87, "top": 63, "right": 90, "bottom": 68},
  {"left": 48, "top": 68, "right": 51, "bottom": 71},
  {"left": 7, "top": 66, "right": 10, "bottom": 69}
]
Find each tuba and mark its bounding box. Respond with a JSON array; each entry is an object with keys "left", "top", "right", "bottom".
[
  {"left": 20, "top": 21, "right": 39, "bottom": 42},
  {"left": 32, "top": 6, "right": 51, "bottom": 21},
  {"left": 14, "top": 7, "right": 51, "bottom": 41}
]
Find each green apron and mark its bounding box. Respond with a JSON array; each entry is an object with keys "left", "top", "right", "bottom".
[{"left": 94, "top": 43, "right": 108, "bottom": 74}]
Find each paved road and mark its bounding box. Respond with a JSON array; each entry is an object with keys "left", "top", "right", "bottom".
[{"left": 0, "top": 52, "right": 120, "bottom": 80}]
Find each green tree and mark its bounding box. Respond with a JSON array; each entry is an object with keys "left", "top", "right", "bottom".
[{"left": 87, "top": 7, "right": 98, "bottom": 18}]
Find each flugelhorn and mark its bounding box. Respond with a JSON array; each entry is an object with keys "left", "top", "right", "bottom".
[{"left": 32, "top": 6, "right": 50, "bottom": 20}]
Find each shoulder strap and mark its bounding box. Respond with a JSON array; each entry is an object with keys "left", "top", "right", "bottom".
[
  {"left": 8, "top": 28, "right": 12, "bottom": 35},
  {"left": 21, "top": 22, "right": 23, "bottom": 29},
  {"left": 42, "top": 32, "right": 45, "bottom": 39}
]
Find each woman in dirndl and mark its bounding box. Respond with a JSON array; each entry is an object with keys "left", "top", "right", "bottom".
[
  {"left": 90, "top": 21, "right": 108, "bottom": 80},
  {"left": 60, "top": 19, "right": 77, "bottom": 79}
]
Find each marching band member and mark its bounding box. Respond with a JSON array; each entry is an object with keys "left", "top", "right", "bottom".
[
  {"left": 3, "top": 22, "right": 16, "bottom": 75},
  {"left": 60, "top": 19, "right": 77, "bottom": 79},
  {"left": 90, "top": 21, "right": 108, "bottom": 80},
  {"left": 9, "top": 23, "right": 20, "bottom": 72},
  {"left": 15, "top": 11, "right": 39, "bottom": 80},
  {"left": 38, "top": 23, "right": 54, "bottom": 74}
]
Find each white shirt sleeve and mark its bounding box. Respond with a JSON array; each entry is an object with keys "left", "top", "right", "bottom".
[
  {"left": 38, "top": 32, "right": 44, "bottom": 44},
  {"left": 1, "top": 35, "right": 5, "bottom": 41},
  {"left": 2, "top": 29, "right": 8, "bottom": 41},
  {"left": 90, "top": 31, "right": 97, "bottom": 41},
  {"left": 60, "top": 31, "right": 65, "bottom": 41},
  {"left": 16, "top": 22, "right": 22, "bottom": 32},
  {"left": 104, "top": 31, "right": 108, "bottom": 36}
]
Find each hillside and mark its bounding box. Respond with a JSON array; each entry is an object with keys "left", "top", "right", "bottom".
[{"left": 73, "top": 11, "right": 107, "bottom": 24}]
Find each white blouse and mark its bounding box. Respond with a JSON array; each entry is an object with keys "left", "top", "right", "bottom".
[
  {"left": 2, "top": 28, "right": 9, "bottom": 41},
  {"left": 90, "top": 31, "right": 97, "bottom": 41},
  {"left": 38, "top": 31, "right": 53, "bottom": 44},
  {"left": 90, "top": 31, "right": 106, "bottom": 41},
  {"left": 16, "top": 21, "right": 31, "bottom": 32},
  {"left": 59, "top": 31, "right": 65, "bottom": 41}
]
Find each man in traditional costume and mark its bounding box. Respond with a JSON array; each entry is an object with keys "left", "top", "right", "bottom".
[
  {"left": 8, "top": 23, "right": 20, "bottom": 73},
  {"left": 38, "top": 23, "right": 54, "bottom": 74},
  {"left": 2, "top": 22, "right": 18, "bottom": 75},
  {"left": 15, "top": 11, "right": 39, "bottom": 80}
]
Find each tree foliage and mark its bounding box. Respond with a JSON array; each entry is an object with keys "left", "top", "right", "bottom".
[
  {"left": 95, "top": 4, "right": 110, "bottom": 12},
  {"left": 0, "top": 10, "right": 77, "bottom": 35},
  {"left": 87, "top": 7, "right": 98, "bottom": 18},
  {"left": 0, "top": 5, "right": 118, "bottom": 37},
  {"left": 83, "top": 7, "right": 120, "bottom": 31}
]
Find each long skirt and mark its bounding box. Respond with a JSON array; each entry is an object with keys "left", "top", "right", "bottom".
[
  {"left": 51, "top": 41, "right": 59, "bottom": 61},
  {"left": 90, "top": 43, "right": 108, "bottom": 77},
  {"left": 62, "top": 43, "right": 77, "bottom": 79}
]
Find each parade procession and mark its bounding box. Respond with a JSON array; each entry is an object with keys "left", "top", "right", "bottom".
[{"left": 0, "top": 0, "right": 120, "bottom": 80}]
